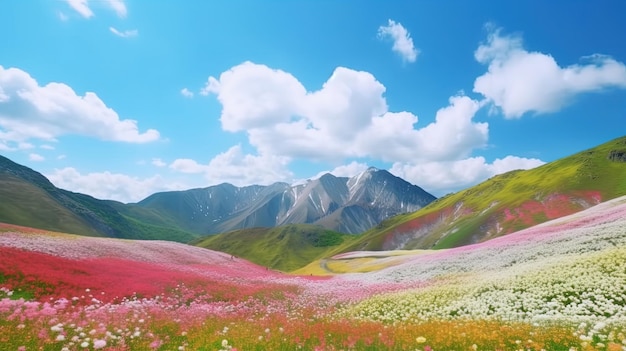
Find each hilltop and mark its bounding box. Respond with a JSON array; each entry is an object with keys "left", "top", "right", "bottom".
[{"left": 335, "top": 135, "right": 626, "bottom": 253}]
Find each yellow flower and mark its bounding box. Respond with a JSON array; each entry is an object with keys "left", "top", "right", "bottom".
[{"left": 416, "top": 336, "right": 426, "bottom": 344}]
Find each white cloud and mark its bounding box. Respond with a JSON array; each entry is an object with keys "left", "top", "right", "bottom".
[
  {"left": 65, "top": 0, "right": 93, "bottom": 18},
  {"left": 169, "top": 158, "right": 207, "bottom": 174},
  {"left": 18, "top": 142, "right": 35, "bottom": 150},
  {"left": 109, "top": 27, "right": 138, "bottom": 38},
  {"left": 0, "top": 66, "right": 160, "bottom": 145},
  {"left": 29, "top": 153, "right": 45, "bottom": 162},
  {"left": 180, "top": 88, "right": 194, "bottom": 98},
  {"left": 310, "top": 161, "right": 369, "bottom": 180},
  {"left": 151, "top": 158, "right": 166, "bottom": 167},
  {"left": 64, "top": 0, "right": 127, "bottom": 18},
  {"left": 40, "top": 144, "right": 55, "bottom": 150},
  {"left": 327, "top": 161, "right": 370, "bottom": 178},
  {"left": 353, "top": 96, "right": 488, "bottom": 162},
  {"left": 58, "top": 12, "right": 69, "bottom": 21},
  {"left": 205, "top": 62, "right": 488, "bottom": 164},
  {"left": 46, "top": 167, "right": 185, "bottom": 203},
  {"left": 377, "top": 19, "right": 419, "bottom": 63},
  {"left": 57, "top": 154, "right": 67, "bottom": 160},
  {"left": 391, "top": 155, "right": 545, "bottom": 196},
  {"left": 170, "top": 145, "right": 293, "bottom": 186},
  {"left": 104, "top": 0, "right": 127, "bottom": 18},
  {"left": 202, "top": 61, "right": 307, "bottom": 131},
  {"left": 474, "top": 28, "right": 626, "bottom": 118}
]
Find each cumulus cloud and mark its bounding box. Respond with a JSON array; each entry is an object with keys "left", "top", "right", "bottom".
[
  {"left": 169, "top": 158, "right": 207, "bottom": 174},
  {"left": 0, "top": 66, "right": 160, "bottom": 146},
  {"left": 29, "top": 153, "right": 45, "bottom": 162},
  {"left": 205, "top": 62, "right": 488, "bottom": 163},
  {"left": 180, "top": 88, "right": 194, "bottom": 98},
  {"left": 378, "top": 19, "right": 419, "bottom": 63},
  {"left": 391, "top": 155, "right": 545, "bottom": 196},
  {"left": 64, "top": 0, "right": 127, "bottom": 18},
  {"left": 305, "top": 161, "right": 370, "bottom": 182},
  {"left": 46, "top": 167, "right": 185, "bottom": 203},
  {"left": 170, "top": 145, "right": 293, "bottom": 186},
  {"left": 109, "top": 27, "right": 138, "bottom": 38},
  {"left": 474, "top": 28, "right": 626, "bottom": 118},
  {"left": 326, "top": 161, "right": 370, "bottom": 178},
  {"left": 201, "top": 62, "right": 307, "bottom": 131}
]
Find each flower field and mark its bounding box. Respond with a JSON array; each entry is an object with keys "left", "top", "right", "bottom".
[{"left": 2, "top": 197, "right": 626, "bottom": 350}]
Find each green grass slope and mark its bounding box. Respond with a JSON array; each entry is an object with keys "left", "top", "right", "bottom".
[
  {"left": 192, "top": 224, "right": 355, "bottom": 272},
  {"left": 0, "top": 155, "right": 198, "bottom": 242},
  {"left": 336, "top": 135, "right": 626, "bottom": 253},
  {"left": 0, "top": 174, "right": 102, "bottom": 236}
]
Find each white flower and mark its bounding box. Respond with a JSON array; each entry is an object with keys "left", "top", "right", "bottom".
[{"left": 93, "top": 339, "right": 106, "bottom": 349}]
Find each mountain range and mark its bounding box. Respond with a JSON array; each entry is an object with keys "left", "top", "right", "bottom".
[
  {"left": 136, "top": 167, "right": 435, "bottom": 235},
  {"left": 0, "top": 157, "right": 435, "bottom": 239},
  {"left": 199, "top": 135, "right": 626, "bottom": 270},
  {"left": 2, "top": 135, "right": 626, "bottom": 272}
]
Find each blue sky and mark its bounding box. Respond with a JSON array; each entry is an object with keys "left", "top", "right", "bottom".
[{"left": 1, "top": 1, "right": 626, "bottom": 203}]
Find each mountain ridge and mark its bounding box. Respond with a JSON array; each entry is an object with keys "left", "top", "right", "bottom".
[
  {"left": 135, "top": 167, "right": 436, "bottom": 234},
  {"left": 332, "top": 135, "right": 626, "bottom": 253},
  {"left": 0, "top": 154, "right": 198, "bottom": 242},
  {"left": 0, "top": 155, "right": 435, "bottom": 238}
]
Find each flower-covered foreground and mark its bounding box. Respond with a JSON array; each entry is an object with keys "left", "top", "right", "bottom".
[{"left": 2, "top": 197, "right": 626, "bottom": 350}]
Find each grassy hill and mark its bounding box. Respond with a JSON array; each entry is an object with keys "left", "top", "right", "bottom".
[
  {"left": 334, "top": 135, "right": 626, "bottom": 253},
  {"left": 192, "top": 224, "right": 355, "bottom": 271},
  {"left": 0, "top": 155, "right": 198, "bottom": 242},
  {"left": 0, "top": 173, "right": 102, "bottom": 237}
]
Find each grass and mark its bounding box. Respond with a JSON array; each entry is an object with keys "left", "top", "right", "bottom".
[
  {"left": 0, "top": 175, "right": 102, "bottom": 237},
  {"left": 0, "top": 159, "right": 199, "bottom": 242},
  {"left": 333, "top": 135, "right": 626, "bottom": 253},
  {"left": 294, "top": 249, "right": 434, "bottom": 275},
  {"left": 193, "top": 224, "right": 356, "bottom": 272}
]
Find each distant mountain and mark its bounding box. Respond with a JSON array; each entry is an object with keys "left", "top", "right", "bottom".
[
  {"left": 0, "top": 155, "right": 434, "bottom": 239},
  {"left": 192, "top": 224, "right": 355, "bottom": 271},
  {"left": 136, "top": 167, "right": 436, "bottom": 234},
  {"left": 336, "top": 135, "right": 626, "bottom": 252},
  {"left": 0, "top": 155, "right": 198, "bottom": 242}
]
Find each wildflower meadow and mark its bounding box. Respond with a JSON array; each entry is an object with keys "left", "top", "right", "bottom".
[{"left": 2, "top": 196, "right": 626, "bottom": 350}]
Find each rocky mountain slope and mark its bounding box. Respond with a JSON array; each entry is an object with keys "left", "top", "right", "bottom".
[
  {"left": 336, "top": 135, "right": 626, "bottom": 252},
  {"left": 0, "top": 155, "right": 434, "bottom": 238},
  {"left": 136, "top": 167, "right": 436, "bottom": 234}
]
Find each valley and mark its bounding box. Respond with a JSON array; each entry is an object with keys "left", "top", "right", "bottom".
[
  {"left": 3, "top": 3, "right": 626, "bottom": 349},
  {"left": 1, "top": 136, "right": 626, "bottom": 350}
]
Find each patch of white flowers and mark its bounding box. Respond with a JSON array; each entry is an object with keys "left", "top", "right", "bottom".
[{"left": 341, "top": 197, "right": 626, "bottom": 333}]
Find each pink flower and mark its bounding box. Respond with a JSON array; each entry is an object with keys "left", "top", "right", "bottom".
[{"left": 150, "top": 340, "right": 163, "bottom": 349}]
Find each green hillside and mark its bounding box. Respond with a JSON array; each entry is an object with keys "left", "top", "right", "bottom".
[
  {"left": 193, "top": 224, "right": 355, "bottom": 272},
  {"left": 0, "top": 173, "right": 102, "bottom": 236},
  {"left": 0, "top": 155, "right": 198, "bottom": 242},
  {"left": 335, "top": 135, "right": 626, "bottom": 253}
]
